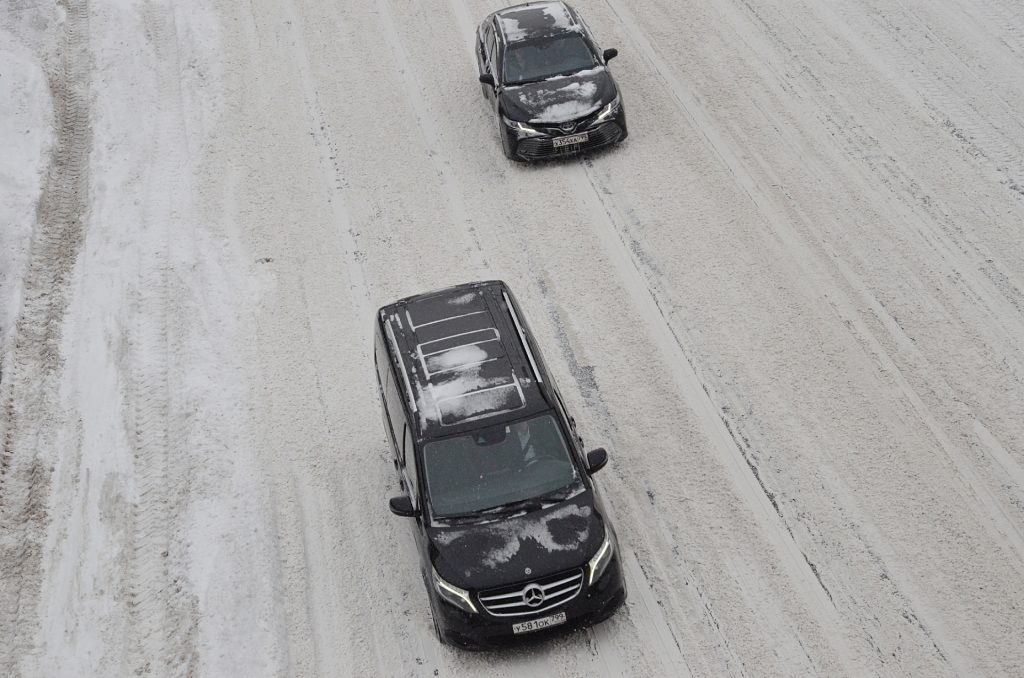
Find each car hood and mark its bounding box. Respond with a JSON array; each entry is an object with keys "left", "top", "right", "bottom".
[
  {"left": 428, "top": 494, "right": 604, "bottom": 590},
  {"left": 500, "top": 67, "right": 617, "bottom": 125}
]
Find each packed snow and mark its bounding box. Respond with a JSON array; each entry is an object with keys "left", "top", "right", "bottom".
[{"left": 3, "top": 0, "right": 1024, "bottom": 676}]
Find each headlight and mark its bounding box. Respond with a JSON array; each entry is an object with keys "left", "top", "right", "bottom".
[
  {"left": 432, "top": 567, "right": 477, "bottom": 614},
  {"left": 504, "top": 117, "right": 543, "bottom": 136},
  {"left": 595, "top": 97, "right": 620, "bottom": 123},
  {"left": 587, "top": 531, "right": 615, "bottom": 586}
]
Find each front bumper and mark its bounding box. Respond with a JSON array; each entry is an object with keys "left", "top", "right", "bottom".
[
  {"left": 504, "top": 108, "right": 628, "bottom": 161},
  {"left": 432, "top": 556, "right": 627, "bottom": 650}
]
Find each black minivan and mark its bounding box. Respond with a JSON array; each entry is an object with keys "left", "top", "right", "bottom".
[{"left": 374, "top": 281, "right": 626, "bottom": 648}]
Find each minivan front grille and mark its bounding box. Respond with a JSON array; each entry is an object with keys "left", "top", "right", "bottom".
[{"left": 477, "top": 568, "right": 584, "bottom": 617}]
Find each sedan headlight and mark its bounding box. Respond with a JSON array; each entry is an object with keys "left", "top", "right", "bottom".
[
  {"left": 595, "top": 97, "right": 621, "bottom": 123},
  {"left": 432, "top": 567, "right": 477, "bottom": 614},
  {"left": 587, "top": 531, "right": 615, "bottom": 586},
  {"left": 504, "top": 116, "right": 544, "bottom": 137}
]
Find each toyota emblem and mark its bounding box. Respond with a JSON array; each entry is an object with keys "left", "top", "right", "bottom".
[
  {"left": 560, "top": 121, "right": 575, "bottom": 132},
  {"left": 522, "top": 583, "right": 545, "bottom": 607}
]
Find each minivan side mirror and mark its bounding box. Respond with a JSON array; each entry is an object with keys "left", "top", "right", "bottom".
[
  {"left": 389, "top": 496, "right": 419, "bottom": 517},
  {"left": 603, "top": 48, "right": 618, "bottom": 63},
  {"left": 586, "top": 448, "right": 609, "bottom": 475},
  {"left": 479, "top": 73, "right": 496, "bottom": 86}
]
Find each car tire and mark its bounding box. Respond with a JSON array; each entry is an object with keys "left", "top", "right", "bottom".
[{"left": 428, "top": 597, "right": 447, "bottom": 646}]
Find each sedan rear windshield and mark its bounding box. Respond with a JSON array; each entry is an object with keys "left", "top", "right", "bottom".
[
  {"left": 503, "top": 35, "right": 598, "bottom": 85},
  {"left": 423, "top": 414, "right": 579, "bottom": 518}
]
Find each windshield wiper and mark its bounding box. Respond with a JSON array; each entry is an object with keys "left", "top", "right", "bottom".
[{"left": 481, "top": 497, "right": 544, "bottom": 516}]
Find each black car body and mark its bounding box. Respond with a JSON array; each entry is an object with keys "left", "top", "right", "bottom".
[
  {"left": 374, "top": 281, "right": 626, "bottom": 649},
  {"left": 476, "top": 1, "right": 627, "bottom": 161}
]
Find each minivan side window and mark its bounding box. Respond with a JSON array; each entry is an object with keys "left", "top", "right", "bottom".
[
  {"left": 374, "top": 327, "right": 388, "bottom": 389},
  {"left": 403, "top": 424, "right": 419, "bottom": 508},
  {"left": 385, "top": 367, "right": 406, "bottom": 461}
]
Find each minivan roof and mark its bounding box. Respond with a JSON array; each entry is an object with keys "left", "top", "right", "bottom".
[{"left": 377, "top": 281, "right": 552, "bottom": 440}]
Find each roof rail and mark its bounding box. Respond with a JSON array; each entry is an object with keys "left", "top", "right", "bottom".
[
  {"left": 503, "top": 291, "right": 542, "bottom": 383},
  {"left": 386, "top": 318, "right": 418, "bottom": 412}
]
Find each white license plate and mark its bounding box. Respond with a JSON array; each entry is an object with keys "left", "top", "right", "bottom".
[
  {"left": 552, "top": 133, "right": 589, "bottom": 148},
  {"left": 512, "top": 611, "right": 567, "bottom": 634}
]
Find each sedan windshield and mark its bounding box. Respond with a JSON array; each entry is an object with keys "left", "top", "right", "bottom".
[
  {"left": 423, "top": 414, "right": 580, "bottom": 518},
  {"left": 503, "top": 35, "right": 598, "bottom": 85}
]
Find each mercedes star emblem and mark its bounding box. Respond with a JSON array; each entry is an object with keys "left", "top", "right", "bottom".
[{"left": 522, "top": 583, "right": 545, "bottom": 607}]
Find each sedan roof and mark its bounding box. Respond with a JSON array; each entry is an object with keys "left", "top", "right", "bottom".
[{"left": 494, "top": 2, "right": 583, "bottom": 44}]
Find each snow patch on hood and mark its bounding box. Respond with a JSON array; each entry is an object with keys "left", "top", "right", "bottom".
[
  {"left": 512, "top": 79, "right": 602, "bottom": 124},
  {"left": 435, "top": 503, "right": 592, "bottom": 568}
]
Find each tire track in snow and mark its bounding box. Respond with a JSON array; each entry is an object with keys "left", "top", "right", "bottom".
[
  {"left": 266, "top": 1, "right": 454, "bottom": 674},
  {"left": 681, "top": 0, "right": 1024, "bottom": 565},
  {"left": 123, "top": 3, "right": 200, "bottom": 674},
  {"left": 722, "top": 0, "right": 1024, "bottom": 363},
  {"left": 709, "top": 0, "right": 1024, "bottom": 537},
  {"left": 369, "top": 1, "right": 609, "bottom": 672},
  {"left": 535, "top": 276, "right": 751, "bottom": 677},
  {"left": 440, "top": 2, "right": 699, "bottom": 673},
  {"left": 589, "top": 1, "right": 1007, "bottom": 671},
  {"left": 0, "top": 0, "right": 91, "bottom": 672},
  {"left": 568, "top": 153, "right": 860, "bottom": 674}
]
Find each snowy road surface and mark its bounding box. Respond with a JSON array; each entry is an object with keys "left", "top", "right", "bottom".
[{"left": 2, "top": 0, "right": 1024, "bottom": 675}]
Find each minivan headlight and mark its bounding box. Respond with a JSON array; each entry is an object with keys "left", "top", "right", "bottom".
[
  {"left": 587, "top": 531, "right": 615, "bottom": 586},
  {"left": 432, "top": 567, "right": 477, "bottom": 614}
]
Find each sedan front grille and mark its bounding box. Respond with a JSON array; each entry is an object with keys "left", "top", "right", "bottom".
[
  {"left": 516, "top": 123, "right": 623, "bottom": 159},
  {"left": 477, "top": 568, "right": 584, "bottom": 617}
]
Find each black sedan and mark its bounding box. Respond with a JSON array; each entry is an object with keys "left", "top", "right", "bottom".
[{"left": 476, "top": 1, "right": 627, "bottom": 161}]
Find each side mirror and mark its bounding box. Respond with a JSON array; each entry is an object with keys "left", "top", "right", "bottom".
[
  {"left": 389, "top": 496, "right": 419, "bottom": 517},
  {"left": 479, "top": 73, "right": 496, "bottom": 86},
  {"left": 586, "top": 448, "right": 609, "bottom": 475},
  {"left": 603, "top": 48, "right": 619, "bottom": 63}
]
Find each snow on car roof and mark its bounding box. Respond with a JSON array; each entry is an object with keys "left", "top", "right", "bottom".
[
  {"left": 380, "top": 282, "right": 548, "bottom": 437},
  {"left": 495, "top": 1, "right": 582, "bottom": 43}
]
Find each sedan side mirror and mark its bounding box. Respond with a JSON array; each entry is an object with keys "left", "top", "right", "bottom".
[
  {"left": 389, "top": 496, "right": 419, "bottom": 517},
  {"left": 586, "top": 448, "right": 609, "bottom": 475},
  {"left": 603, "top": 48, "right": 619, "bottom": 63},
  {"left": 479, "top": 73, "right": 496, "bottom": 86}
]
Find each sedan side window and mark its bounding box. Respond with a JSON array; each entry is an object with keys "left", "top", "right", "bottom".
[{"left": 485, "top": 26, "right": 498, "bottom": 69}]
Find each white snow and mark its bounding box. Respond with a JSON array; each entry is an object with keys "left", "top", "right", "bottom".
[{"left": 4, "top": 0, "right": 1024, "bottom": 676}]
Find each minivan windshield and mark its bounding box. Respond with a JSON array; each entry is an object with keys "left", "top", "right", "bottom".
[
  {"left": 503, "top": 35, "right": 598, "bottom": 85},
  {"left": 423, "top": 414, "right": 580, "bottom": 519}
]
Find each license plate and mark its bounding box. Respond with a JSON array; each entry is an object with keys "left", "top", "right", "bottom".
[
  {"left": 552, "top": 133, "right": 589, "bottom": 148},
  {"left": 512, "top": 611, "right": 567, "bottom": 634}
]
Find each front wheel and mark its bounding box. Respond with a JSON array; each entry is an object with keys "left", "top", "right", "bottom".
[{"left": 428, "top": 598, "right": 448, "bottom": 646}]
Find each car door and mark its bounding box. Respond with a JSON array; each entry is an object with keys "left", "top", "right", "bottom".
[
  {"left": 404, "top": 425, "right": 430, "bottom": 544},
  {"left": 480, "top": 20, "right": 499, "bottom": 102}
]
